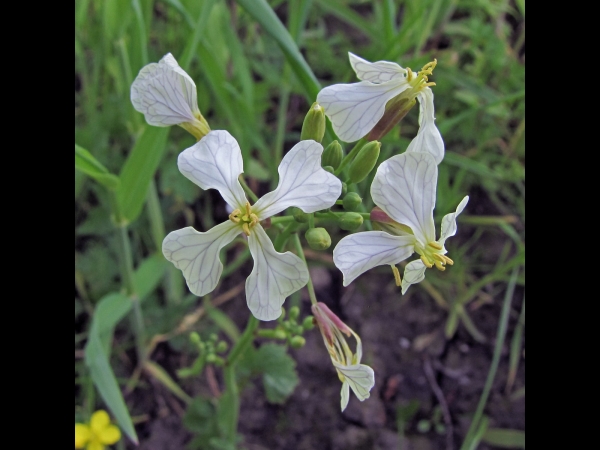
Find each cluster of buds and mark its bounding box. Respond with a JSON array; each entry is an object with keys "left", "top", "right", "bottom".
[
  {"left": 178, "top": 332, "right": 229, "bottom": 378},
  {"left": 256, "top": 306, "right": 314, "bottom": 349}
]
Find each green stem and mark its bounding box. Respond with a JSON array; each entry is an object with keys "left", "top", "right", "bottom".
[
  {"left": 146, "top": 180, "right": 165, "bottom": 251},
  {"left": 273, "top": 221, "right": 300, "bottom": 251},
  {"left": 292, "top": 233, "right": 318, "bottom": 306},
  {"left": 334, "top": 138, "right": 367, "bottom": 176},
  {"left": 308, "top": 213, "right": 315, "bottom": 229},
  {"left": 238, "top": 176, "right": 260, "bottom": 203},
  {"left": 460, "top": 267, "right": 519, "bottom": 450},
  {"left": 270, "top": 216, "right": 296, "bottom": 225}
]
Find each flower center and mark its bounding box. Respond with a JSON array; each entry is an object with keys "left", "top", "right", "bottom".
[
  {"left": 406, "top": 59, "right": 437, "bottom": 92},
  {"left": 416, "top": 240, "right": 454, "bottom": 271},
  {"left": 229, "top": 201, "right": 259, "bottom": 236}
]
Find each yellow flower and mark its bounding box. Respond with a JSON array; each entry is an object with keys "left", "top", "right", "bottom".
[{"left": 75, "top": 410, "right": 121, "bottom": 450}]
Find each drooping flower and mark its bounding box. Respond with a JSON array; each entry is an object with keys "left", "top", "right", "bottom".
[
  {"left": 130, "top": 53, "right": 210, "bottom": 140},
  {"left": 162, "top": 130, "right": 341, "bottom": 321},
  {"left": 75, "top": 410, "right": 121, "bottom": 450},
  {"left": 316, "top": 52, "right": 444, "bottom": 164},
  {"left": 311, "top": 302, "right": 375, "bottom": 411},
  {"left": 333, "top": 151, "right": 468, "bottom": 294}
]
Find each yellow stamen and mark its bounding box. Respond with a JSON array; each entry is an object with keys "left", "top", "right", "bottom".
[
  {"left": 428, "top": 241, "right": 443, "bottom": 250},
  {"left": 229, "top": 209, "right": 241, "bottom": 223},
  {"left": 242, "top": 223, "right": 251, "bottom": 236},
  {"left": 442, "top": 255, "right": 454, "bottom": 265},
  {"left": 245, "top": 201, "right": 252, "bottom": 216},
  {"left": 420, "top": 255, "right": 433, "bottom": 268},
  {"left": 406, "top": 67, "right": 414, "bottom": 82},
  {"left": 434, "top": 261, "right": 446, "bottom": 271},
  {"left": 433, "top": 253, "right": 446, "bottom": 263},
  {"left": 420, "top": 59, "right": 437, "bottom": 74},
  {"left": 391, "top": 265, "right": 402, "bottom": 286}
]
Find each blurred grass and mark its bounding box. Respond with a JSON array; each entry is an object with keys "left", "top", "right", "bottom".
[{"left": 75, "top": 0, "right": 524, "bottom": 445}]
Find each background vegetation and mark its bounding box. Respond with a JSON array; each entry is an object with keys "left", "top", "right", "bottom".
[{"left": 75, "top": 0, "right": 525, "bottom": 448}]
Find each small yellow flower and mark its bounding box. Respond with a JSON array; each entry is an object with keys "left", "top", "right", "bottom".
[{"left": 75, "top": 410, "right": 121, "bottom": 450}]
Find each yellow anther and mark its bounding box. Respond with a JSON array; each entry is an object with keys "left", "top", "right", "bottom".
[
  {"left": 245, "top": 201, "right": 252, "bottom": 216},
  {"left": 391, "top": 265, "right": 402, "bottom": 287},
  {"left": 428, "top": 241, "right": 443, "bottom": 250},
  {"left": 442, "top": 255, "right": 454, "bottom": 265},
  {"left": 433, "top": 253, "right": 446, "bottom": 263},
  {"left": 406, "top": 68, "right": 414, "bottom": 82},
  {"left": 420, "top": 255, "right": 433, "bottom": 268},
  {"left": 434, "top": 261, "right": 446, "bottom": 271},
  {"left": 242, "top": 223, "right": 251, "bottom": 236},
  {"left": 250, "top": 214, "right": 259, "bottom": 226},
  {"left": 420, "top": 59, "right": 437, "bottom": 74},
  {"left": 229, "top": 209, "right": 241, "bottom": 223}
]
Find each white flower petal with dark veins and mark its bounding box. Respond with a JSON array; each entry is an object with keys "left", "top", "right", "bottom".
[
  {"left": 401, "top": 259, "right": 427, "bottom": 294},
  {"left": 317, "top": 81, "right": 408, "bottom": 142},
  {"left": 334, "top": 362, "right": 375, "bottom": 407},
  {"left": 177, "top": 130, "right": 248, "bottom": 210},
  {"left": 162, "top": 222, "right": 240, "bottom": 297},
  {"left": 348, "top": 52, "right": 407, "bottom": 84},
  {"left": 371, "top": 152, "right": 437, "bottom": 245},
  {"left": 333, "top": 231, "right": 415, "bottom": 286},
  {"left": 253, "top": 140, "right": 341, "bottom": 219},
  {"left": 246, "top": 225, "right": 309, "bottom": 321},
  {"left": 439, "top": 196, "right": 469, "bottom": 246},
  {"left": 406, "top": 87, "right": 444, "bottom": 164},
  {"left": 341, "top": 381, "right": 351, "bottom": 412},
  {"left": 130, "top": 53, "right": 199, "bottom": 126}
]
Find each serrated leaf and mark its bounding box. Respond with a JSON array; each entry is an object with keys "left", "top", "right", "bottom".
[
  {"left": 75, "top": 144, "right": 121, "bottom": 190},
  {"left": 254, "top": 343, "right": 299, "bottom": 404}
]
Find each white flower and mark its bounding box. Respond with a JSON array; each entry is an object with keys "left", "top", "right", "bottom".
[
  {"left": 130, "top": 53, "right": 210, "bottom": 140},
  {"left": 333, "top": 151, "right": 468, "bottom": 294},
  {"left": 162, "top": 130, "right": 341, "bottom": 321},
  {"left": 311, "top": 302, "right": 375, "bottom": 412},
  {"left": 316, "top": 53, "right": 444, "bottom": 164}
]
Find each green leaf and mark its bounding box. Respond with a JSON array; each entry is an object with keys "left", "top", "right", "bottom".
[
  {"left": 75, "top": 144, "right": 120, "bottom": 190},
  {"left": 482, "top": 428, "right": 526, "bottom": 448},
  {"left": 116, "top": 126, "right": 169, "bottom": 224},
  {"left": 254, "top": 343, "right": 299, "bottom": 404},
  {"left": 235, "top": 0, "right": 321, "bottom": 99},
  {"left": 135, "top": 253, "right": 169, "bottom": 300}
]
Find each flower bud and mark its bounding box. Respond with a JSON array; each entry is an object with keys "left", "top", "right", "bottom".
[
  {"left": 322, "top": 140, "right": 343, "bottom": 169},
  {"left": 338, "top": 212, "right": 363, "bottom": 231},
  {"left": 347, "top": 141, "right": 381, "bottom": 184},
  {"left": 342, "top": 192, "right": 362, "bottom": 212},
  {"left": 305, "top": 227, "right": 331, "bottom": 250},
  {"left": 302, "top": 316, "right": 315, "bottom": 331},
  {"left": 189, "top": 332, "right": 201, "bottom": 346},
  {"left": 290, "top": 336, "right": 306, "bottom": 349},
  {"left": 300, "top": 102, "right": 326, "bottom": 143},
  {"left": 273, "top": 329, "right": 288, "bottom": 340},
  {"left": 341, "top": 182, "right": 348, "bottom": 196},
  {"left": 367, "top": 96, "right": 416, "bottom": 141},
  {"left": 216, "top": 341, "right": 228, "bottom": 354},
  {"left": 289, "top": 306, "right": 300, "bottom": 321},
  {"left": 292, "top": 207, "right": 309, "bottom": 223},
  {"left": 323, "top": 165, "right": 335, "bottom": 174}
]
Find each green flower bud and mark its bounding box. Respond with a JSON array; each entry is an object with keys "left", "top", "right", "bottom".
[
  {"left": 368, "top": 96, "right": 416, "bottom": 142},
  {"left": 302, "top": 316, "right": 315, "bottom": 331},
  {"left": 292, "top": 207, "right": 309, "bottom": 223},
  {"left": 189, "top": 332, "right": 201, "bottom": 345},
  {"left": 293, "top": 325, "right": 304, "bottom": 335},
  {"left": 290, "top": 336, "right": 306, "bottom": 349},
  {"left": 209, "top": 333, "right": 218, "bottom": 342},
  {"left": 342, "top": 192, "right": 362, "bottom": 212},
  {"left": 289, "top": 306, "right": 300, "bottom": 321},
  {"left": 339, "top": 212, "right": 364, "bottom": 231},
  {"left": 305, "top": 227, "right": 331, "bottom": 250},
  {"left": 322, "top": 165, "right": 335, "bottom": 174},
  {"left": 348, "top": 141, "right": 381, "bottom": 184},
  {"left": 273, "top": 329, "right": 288, "bottom": 340},
  {"left": 300, "top": 102, "right": 326, "bottom": 143},
  {"left": 322, "top": 140, "right": 343, "bottom": 169},
  {"left": 216, "top": 341, "right": 228, "bottom": 354},
  {"left": 206, "top": 353, "right": 217, "bottom": 363},
  {"left": 279, "top": 307, "right": 286, "bottom": 320},
  {"left": 341, "top": 182, "right": 348, "bottom": 196}
]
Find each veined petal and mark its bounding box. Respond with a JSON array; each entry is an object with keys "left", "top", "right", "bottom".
[
  {"left": 317, "top": 81, "right": 408, "bottom": 142},
  {"left": 334, "top": 362, "right": 375, "bottom": 403},
  {"left": 246, "top": 225, "right": 309, "bottom": 321},
  {"left": 401, "top": 259, "right": 427, "bottom": 294},
  {"left": 348, "top": 52, "right": 407, "bottom": 83},
  {"left": 406, "top": 87, "right": 444, "bottom": 164},
  {"left": 253, "top": 140, "right": 341, "bottom": 218},
  {"left": 130, "top": 53, "right": 199, "bottom": 126},
  {"left": 162, "top": 222, "right": 240, "bottom": 297},
  {"left": 177, "top": 130, "right": 248, "bottom": 210},
  {"left": 341, "top": 381, "right": 350, "bottom": 412},
  {"left": 439, "top": 195, "right": 469, "bottom": 246},
  {"left": 333, "top": 231, "right": 415, "bottom": 286},
  {"left": 371, "top": 152, "right": 437, "bottom": 245}
]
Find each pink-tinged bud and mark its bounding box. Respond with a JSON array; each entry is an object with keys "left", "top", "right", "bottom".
[
  {"left": 370, "top": 206, "right": 395, "bottom": 224},
  {"left": 312, "top": 303, "right": 352, "bottom": 336},
  {"left": 370, "top": 207, "right": 414, "bottom": 236}
]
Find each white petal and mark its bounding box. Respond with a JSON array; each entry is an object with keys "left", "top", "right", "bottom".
[
  {"left": 177, "top": 130, "right": 248, "bottom": 210},
  {"left": 439, "top": 195, "right": 469, "bottom": 246},
  {"left": 246, "top": 225, "right": 309, "bottom": 321},
  {"left": 130, "top": 53, "right": 199, "bottom": 126},
  {"left": 317, "top": 81, "right": 408, "bottom": 142},
  {"left": 371, "top": 152, "right": 437, "bottom": 245},
  {"left": 334, "top": 362, "right": 375, "bottom": 402},
  {"left": 401, "top": 259, "right": 427, "bottom": 294},
  {"left": 348, "top": 52, "right": 407, "bottom": 83},
  {"left": 253, "top": 140, "right": 341, "bottom": 218},
  {"left": 162, "top": 222, "right": 240, "bottom": 297},
  {"left": 406, "top": 87, "right": 444, "bottom": 164},
  {"left": 341, "top": 381, "right": 350, "bottom": 412},
  {"left": 333, "top": 231, "right": 415, "bottom": 286}
]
